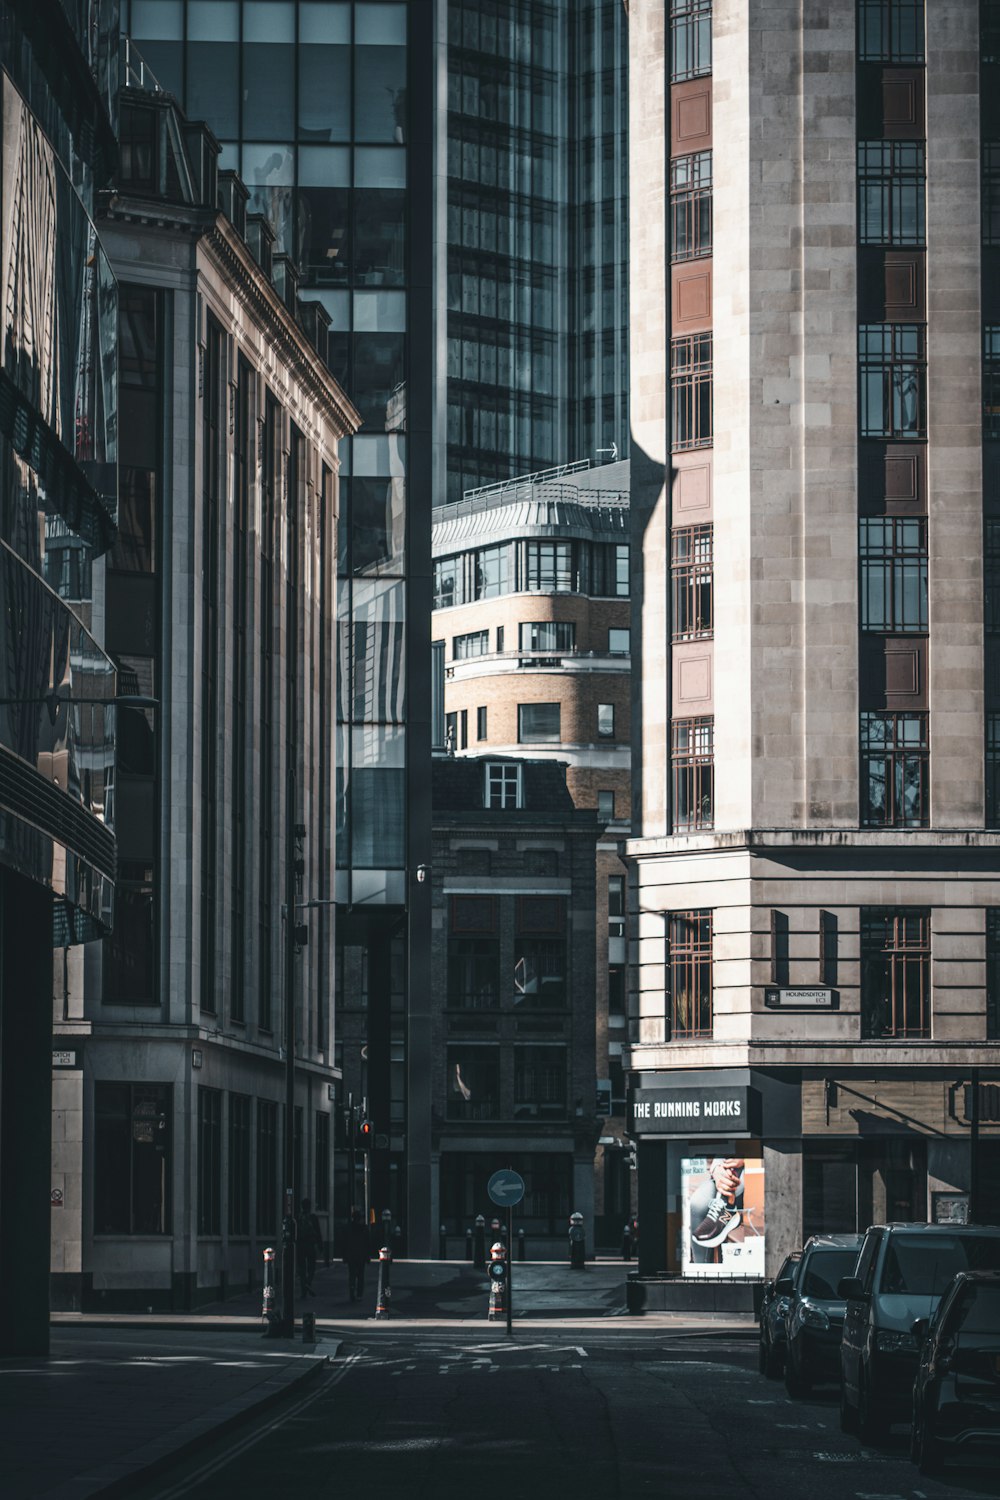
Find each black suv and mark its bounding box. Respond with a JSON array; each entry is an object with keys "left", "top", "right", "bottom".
[{"left": 910, "top": 1270, "right": 1000, "bottom": 1475}]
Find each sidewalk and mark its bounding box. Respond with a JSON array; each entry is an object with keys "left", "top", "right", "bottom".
[{"left": 0, "top": 1327, "right": 331, "bottom": 1500}]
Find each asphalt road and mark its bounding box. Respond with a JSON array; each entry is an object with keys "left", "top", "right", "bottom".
[{"left": 138, "top": 1329, "right": 998, "bottom": 1500}]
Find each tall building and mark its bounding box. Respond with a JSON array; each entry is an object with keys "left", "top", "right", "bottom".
[
  {"left": 444, "top": 0, "right": 629, "bottom": 500},
  {"left": 431, "top": 459, "right": 634, "bottom": 1239},
  {"left": 626, "top": 0, "right": 1000, "bottom": 1293},
  {"left": 50, "top": 81, "right": 358, "bottom": 1310},
  {"left": 120, "top": 0, "right": 436, "bottom": 1252},
  {"left": 0, "top": 0, "right": 119, "bottom": 1353}
]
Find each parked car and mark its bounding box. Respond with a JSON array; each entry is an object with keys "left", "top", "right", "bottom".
[
  {"left": 839, "top": 1222, "right": 1000, "bottom": 1441},
  {"left": 783, "top": 1232, "right": 863, "bottom": 1396},
  {"left": 909, "top": 1270, "right": 1000, "bottom": 1475},
  {"left": 757, "top": 1251, "right": 801, "bottom": 1378}
]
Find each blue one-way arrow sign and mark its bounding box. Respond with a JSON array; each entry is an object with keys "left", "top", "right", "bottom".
[{"left": 487, "top": 1169, "right": 525, "bottom": 1208}]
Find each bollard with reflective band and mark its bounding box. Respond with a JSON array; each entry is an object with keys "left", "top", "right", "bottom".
[
  {"left": 487, "top": 1241, "right": 507, "bottom": 1321},
  {"left": 261, "top": 1246, "right": 280, "bottom": 1336},
  {"left": 375, "top": 1245, "right": 392, "bottom": 1319},
  {"left": 569, "top": 1211, "right": 586, "bottom": 1269},
  {"left": 517, "top": 1227, "right": 526, "bottom": 1262}
]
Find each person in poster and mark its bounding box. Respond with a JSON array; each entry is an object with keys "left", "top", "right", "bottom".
[{"left": 682, "top": 1156, "right": 765, "bottom": 1277}]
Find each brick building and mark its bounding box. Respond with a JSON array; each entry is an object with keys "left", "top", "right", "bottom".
[{"left": 430, "top": 755, "right": 600, "bottom": 1244}]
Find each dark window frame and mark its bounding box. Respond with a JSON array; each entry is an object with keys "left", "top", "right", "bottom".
[
  {"left": 670, "top": 0, "right": 712, "bottom": 83},
  {"left": 860, "top": 907, "right": 930, "bottom": 1039},
  {"left": 858, "top": 516, "right": 928, "bottom": 632},
  {"left": 857, "top": 141, "right": 926, "bottom": 247},
  {"left": 197, "top": 1087, "right": 223, "bottom": 1237},
  {"left": 670, "top": 150, "right": 713, "bottom": 261},
  {"left": 860, "top": 710, "right": 929, "bottom": 827},
  {"left": 671, "top": 334, "right": 713, "bottom": 451},
  {"left": 857, "top": 0, "right": 925, "bottom": 63},
  {"left": 671, "top": 716, "right": 714, "bottom": 831},
  {"left": 859, "top": 323, "right": 927, "bottom": 439},
  {"left": 668, "top": 910, "right": 713, "bottom": 1039},
  {"left": 671, "top": 524, "right": 714, "bottom": 640}
]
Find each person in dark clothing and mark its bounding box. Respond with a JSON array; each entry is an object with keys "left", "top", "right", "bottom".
[
  {"left": 296, "top": 1197, "right": 323, "bottom": 1297},
  {"left": 344, "top": 1206, "right": 370, "bottom": 1303}
]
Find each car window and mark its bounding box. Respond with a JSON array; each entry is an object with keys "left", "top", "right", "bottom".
[
  {"left": 801, "top": 1249, "right": 860, "bottom": 1299},
  {"left": 953, "top": 1284, "right": 1000, "bottom": 1335},
  {"left": 776, "top": 1256, "right": 796, "bottom": 1284},
  {"left": 880, "top": 1235, "right": 1000, "bottom": 1296},
  {"left": 856, "top": 1231, "right": 881, "bottom": 1295}
]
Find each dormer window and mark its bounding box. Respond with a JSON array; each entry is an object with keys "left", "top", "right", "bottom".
[{"left": 484, "top": 762, "right": 522, "bottom": 810}]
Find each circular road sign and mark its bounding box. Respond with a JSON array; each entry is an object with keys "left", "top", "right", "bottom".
[{"left": 487, "top": 1169, "right": 525, "bottom": 1208}]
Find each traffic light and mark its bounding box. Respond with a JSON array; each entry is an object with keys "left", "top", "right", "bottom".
[
  {"left": 357, "top": 1117, "right": 373, "bottom": 1150},
  {"left": 626, "top": 1138, "right": 637, "bottom": 1172}
]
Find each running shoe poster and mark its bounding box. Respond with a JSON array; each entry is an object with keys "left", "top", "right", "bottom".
[{"left": 680, "top": 1156, "right": 765, "bottom": 1278}]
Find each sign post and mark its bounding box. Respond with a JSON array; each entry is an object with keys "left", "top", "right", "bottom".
[{"left": 487, "top": 1168, "right": 524, "bottom": 1336}]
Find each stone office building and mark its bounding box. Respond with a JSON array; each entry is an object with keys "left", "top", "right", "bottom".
[
  {"left": 626, "top": 0, "right": 1000, "bottom": 1289},
  {"left": 50, "top": 81, "right": 358, "bottom": 1310}
]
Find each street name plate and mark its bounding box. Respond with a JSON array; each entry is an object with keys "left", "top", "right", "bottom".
[
  {"left": 487, "top": 1169, "right": 525, "bottom": 1208},
  {"left": 764, "top": 987, "right": 834, "bottom": 1008}
]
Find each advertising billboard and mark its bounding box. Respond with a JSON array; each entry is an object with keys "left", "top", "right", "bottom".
[{"left": 680, "top": 1156, "right": 765, "bottom": 1279}]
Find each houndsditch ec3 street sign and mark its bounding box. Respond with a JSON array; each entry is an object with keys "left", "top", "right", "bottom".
[{"left": 487, "top": 1169, "right": 525, "bottom": 1208}]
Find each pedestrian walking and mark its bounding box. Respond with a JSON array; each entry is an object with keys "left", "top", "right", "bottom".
[
  {"left": 296, "top": 1197, "right": 323, "bottom": 1298},
  {"left": 344, "top": 1206, "right": 370, "bottom": 1303}
]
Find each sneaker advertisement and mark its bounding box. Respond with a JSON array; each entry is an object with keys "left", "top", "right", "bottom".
[{"left": 680, "top": 1156, "right": 766, "bottom": 1278}]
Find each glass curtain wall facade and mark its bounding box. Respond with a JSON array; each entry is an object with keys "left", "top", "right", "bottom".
[{"left": 445, "top": 0, "right": 628, "bottom": 501}]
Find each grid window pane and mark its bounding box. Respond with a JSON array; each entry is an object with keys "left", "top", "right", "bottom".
[
  {"left": 670, "top": 150, "right": 713, "bottom": 261},
  {"left": 670, "top": 0, "right": 712, "bottom": 82},
  {"left": 513, "top": 1045, "right": 567, "bottom": 1118},
  {"left": 671, "top": 334, "right": 713, "bottom": 450},
  {"left": 860, "top": 712, "right": 929, "bottom": 827},
  {"left": 485, "top": 762, "right": 521, "bottom": 809},
  {"left": 668, "top": 910, "right": 712, "bottom": 1038},
  {"left": 985, "top": 327, "right": 1000, "bottom": 441},
  {"left": 860, "top": 908, "right": 930, "bottom": 1039},
  {"left": 858, "top": 323, "right": 926, "bottom": 439},
  {"left": 671, "top": 716, "right": 714, "bottom": 831},
  {"left": 987, "top": 909, "right": 1000, "bottom": 1041},
  {"left": 857, "top": 0, "right": 925, "bottom": 63},
  {"left": 671, "top": 525, "right": 713, "bottom": 639},
  {"left": 453, "top": 629, "right": 488, "bottom": 659},
  {"left": 858, "top": 142, "right": 925, "bottom": 246},
  {"left": 448, "top": 1046, "right": 500, "bottom": 1121},
  {"left": 858, "top": 517, "right": 927, "bottom": 632},
  {"left": 518, "top": 701, "right": 561, "bottom": 743}
]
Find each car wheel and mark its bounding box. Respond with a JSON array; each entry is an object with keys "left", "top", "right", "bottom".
[
  {"left": 839, "top": 1381, "right": 858, "bottom": 1434},
  {"left": 917, "top": 1410, "right": 944, "bottom": 1476},
  {"left": 857, "top": 1368, "right": 887, "bottom": 1444},
  {"left": 784, "top": 1348, "right": 808, "bottom": 1399},
  {"left": 764, "top": 1338, "right": 783, "bottom": 1380}
]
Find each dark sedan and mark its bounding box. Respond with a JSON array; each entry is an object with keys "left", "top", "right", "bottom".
[
  {"left": 783, "top": 1233, "right": 863, "bottom": 1396},
  {"left": 910, "top": 1270, "right": 1000, "bottom": 1475},
  {"left": 757, "top": 1251, "right": 801, "bottom": 1378}
]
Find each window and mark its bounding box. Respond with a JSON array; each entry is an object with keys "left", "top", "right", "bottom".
[
  {"left": 477, "top": 705, "right": 488, "bottom": 740},
  {"left": 197, "top": 1088, "right": 222, "bottom": 1236},
  {"left": 615, "top": 544, "right": 629, "bottom": 597},
  {"left": 608, "top": 967, "right": 626, "bottom": 1016},
  {"left": 475, "top": 544, "right": 508, "bottom": 599},
  {"left": 608, "top": 627, "right": 630, "bottom": 654},
  {"left": 445, "top": 710, "right": 457, "bottom": 750},
  {"left": 860, "top": 908, "right": 930, "bottom": 1038},
  {"left": 518, "top": 701, "right": 561, "bottom": 743},
  {"left": 448, "top": 1046, "right": 500, "bottom": 1120},
  {"left": 514, "top": 897, "right": 566, "bottom": 1007},
  {"left": 671, "top": 525, "right": 713, "bottom": 639},
  {"left": 987, "top": 0, "right": 1000, "bottom": 65},
  {"left": 460, "top": 708, "right": 468, "bottom": 749},
  {"left": 857, "top": 142, "right": 925, "bottom": 246},
  {"left": 453, "top": 630, "right": 488, "bottom": 659},
  {"left": 987, "top": 910, "right": 1000, "bottom": 1041},
  {"left": 433, "top": 555, "right": 462, "bottom": 608},
  {"left": 609, "top": 876, "right": 626, "bottom": 932},
  {"left": 860, "top": 711, "right": 929, "bottom": 826},
  {"left": 984, "top": 144, "right": 1000, "bottom": 247},
  {"left": 598, "top": 703, "right": 615, "bottom": 738},
  {"left": 514, "top": 1045, "right": 567, "bottom": 1119},
  {"left": 671, "top": 334, "right": 713, "bottom": 450},
  {"left": 985, "top": 327, "right": 1000, "bottom": 441},
  {"left": 859, "top": 324, "right": 926, "bottom": 438},
  {"left": 859, "top": 517, "right": 927, "bottom": 632},
  {"left": 103, "top": 862, "right": 156, "bottom": 1005},
  {"left": 448, "top": 937, "right": 499, "bottom": 1009},
  {"left": 94, "top": 1083, "right": 171, "bottom": 1235},
  {"left": 315, "top": 1111, "right": 330, "bottom": 1213},
  {"left": 672, "top": 717, "right": 714, "bottom": 831},
  {"left": 857, "top": 0, "right": 924, "bottom": 63},
  {"left": 256, "top": 1099, "right": 278, "bottom": 1236},
  {"left": 598, "top": 790, "right": 615, "bottom": 822},
  {"left": 987, "top": 715, "right": 1000, "bottom": 828},
  {"left": 496, "top": 625, "right": 505, "bottom": 652},
  {"left": 526, "top": 540, "right": 574, "bottom": 591},
  {"left": 668, "top": 911, "right": 713, "bottom": 1038},
  {"left": 671, "top": 151, "right": 713, "bottom": 261},
  {"left": 485, "top": 761, "right": 522, "bottom": 809},
  {"left": 519, "top": 621, "right": 575, "bottom": 652},
  {"left": 228, "top": 1093, "right": 251, "bottom": 1236},
  {"left": 670, "top": 0, "right": 712, "bottom": 82}
]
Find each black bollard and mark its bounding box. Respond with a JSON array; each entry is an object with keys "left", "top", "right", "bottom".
[
  {"left": 622, "top": 1221, "right": 633, "bottom": 1261},
  {"left": 466, "top": 1226, "right": 474, "bottom": 1261},
  {"left": 473, "top": 1214, "right": 486, "bottom": 1269},
  {"left": 569, "top": 1211, "right": 586, "bottom": 1269},
  {"left": 517, "top": 1228, "right": 526, "bottom": 1262},
  {"left": 439, "top": 1223, "right": 448, "bottom": 1260}
]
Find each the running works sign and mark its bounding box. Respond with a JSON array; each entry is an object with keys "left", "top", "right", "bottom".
[{"left": 629, "top": 1086, "right": 753, "bottom": 1135}]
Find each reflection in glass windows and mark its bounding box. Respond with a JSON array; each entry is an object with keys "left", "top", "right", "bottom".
[
  {"left": 670, "top": 0, "right": 712, "bottom": 83},
  {"left": 860, "top": 711, "right": 928, "bottom": 827},
  {"left": 341, "top": 578, "right": 405, "bottom": 724},
  {"left": 298, "top": 2, "right": 350, "bottom": 142},
  {"left": 518, "top": 702, "right": 561, "bottom": 744},
  {"left": 349, "top": 724, "right": 405, "bottom": 867},
  {"left": 860, "top": 908, "right": 930, "bottom": 1039},
  {"left": 858, "top": 518, "right": 927, "bottom": 632},
  {"left": 447, "top": 1046, "right": 499, "bottom": 1120},
  {"left": 348, "top": 477, "right": 405, "bottom": 576},
  {"left": 668, "top": 910, "right": 712, "bottom": 1039},
  {"left": 352, "top": 332, "right": 405, "bottom": 430},
  {"left": 859, "top": 324, "right": 926, "bottom": 439},
  {"left": 186, "top": 2, "right": 239, "bottom": 139},
  {"left": 987, "top": 715, "right": 1000, "bottom": 829},
  {"left": 987, "top": 909, "right": 1000, "bottom": 1041},
  {"left": 985, "top": 327, "right": 1000, "bottom": 441},
  {"left": 984, "top": 144, "right": 1000, "bottom": 246},
  {"left": 857, "top": 142, "right": 925, "bottom": 246},
  {"left": 519, "top": 621, "right": 575, "bottom": 653},
  {"left": 242, "top": 143, "right": 295, "bottom": 254},
  {"left": 94, "top": 1082, "right": 171, "bottom": 1234},
  {"left": 526, "top": 541, "right": 573, "bottom": 592},
  {"left": 857, "top": 0, "right": 925, "bottom": 63},
  {"left": 103, "top": 862, "right": 156, "bottom": 1004},
  {"left": 453, "top": 629, "right": 488, "bottom": 659}
]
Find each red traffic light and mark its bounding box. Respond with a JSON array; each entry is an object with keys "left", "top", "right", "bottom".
[{"left": 358, "top": 1118, "right": 373, "bottom": 1144}]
